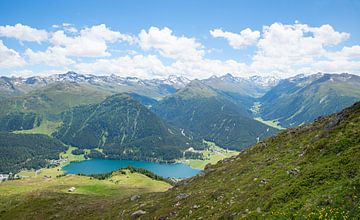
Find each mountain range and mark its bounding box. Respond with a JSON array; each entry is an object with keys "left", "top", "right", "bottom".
[
  {"left": 0, "top": 71, "right": 190, "bottom": 101},
  {"left": 0, "top": 71, "right": 359, "bottom": 167}
]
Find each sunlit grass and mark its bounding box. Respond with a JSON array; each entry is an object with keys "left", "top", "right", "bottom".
[
  {"left": 14, "top": 119, "right": 62, "bottom": 136},
  {"left": 179, "top": 141, "right": 239, "bottom": 169}
]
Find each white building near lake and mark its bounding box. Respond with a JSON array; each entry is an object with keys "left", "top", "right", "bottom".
[{"left": 0, "top": 174, "right": 9, "bottom": 182}]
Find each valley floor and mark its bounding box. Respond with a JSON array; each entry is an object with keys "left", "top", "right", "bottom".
[
  {"left": 17, "top": 146, "right": 88, "bottom": 178},
  {"left": 178, "top": 141, "right": 239, "bottom": 169}
]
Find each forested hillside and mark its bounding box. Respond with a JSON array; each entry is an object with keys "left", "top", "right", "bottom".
[
  {"left": 0, "top": 132, "right": 66, "bottom": 173},
  {"left": 153, "top": 80, "right": 278, "bottom": 150},
  {"left": 54, "top": 94, "right": 199, "bottom": 161}
]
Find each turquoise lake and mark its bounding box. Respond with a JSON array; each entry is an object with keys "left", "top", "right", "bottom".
[{"left": 63, "top": 159, "right": 200, "bottom": 178}]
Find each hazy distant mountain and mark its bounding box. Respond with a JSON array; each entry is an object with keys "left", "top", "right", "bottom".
[
  {"left": 260, "top": 73, "right": 360, "bottom": 127},
  {"left": 153, "top": 80, "right": 278, "bottom": 150},
  {"left": 54, "top": 94, "right": 197, "bottom": 161},
  {"left": 200, "top": 73, "right": 280, "bottom": 110},
  {"left": 248, "top": 75, "right": 280, "bottom": 88},
  {"left": 202, "top": 73, "right": 270, "bottom": 98},
  {"left": 0, "top": 71, "right": 190, "bottom": 100}
]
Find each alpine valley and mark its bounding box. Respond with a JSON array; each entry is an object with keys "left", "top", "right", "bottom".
[
  {"left": 0, "top": 71, "right": 359, "bottom": 219},
  {"left": 2, "top": 0, "right": 360, "bottom": 218}
]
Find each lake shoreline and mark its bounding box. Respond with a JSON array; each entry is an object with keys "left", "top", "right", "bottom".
[{"left": 63, "top": 158, "right": 201, "bottom": 178}]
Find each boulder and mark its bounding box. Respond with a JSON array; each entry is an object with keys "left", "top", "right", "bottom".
[
  {"left": 130, "top": 195, "right": 140, "bottom": 201},
  {"left": 176, "top": 193, "right": 189, "bottom": 200},
  {"left": 131, "top": 210, "right": 146, "bottom": 218},
  {"left": 287, "top": 168, "right": 300, "bottom": 176},
  {"left": 68, "top": 187, "right": 76, "bottom": 192}
]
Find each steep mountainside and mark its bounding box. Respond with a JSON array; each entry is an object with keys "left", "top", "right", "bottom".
[
  {"left": 260, "top": 73, "right": 360, "bottom": 127},
  {"left": 0, "top": 82, "right": 112, "bottom": 131},
  {"left": 126, "top": 92, "right": 158, "bottom": 108},
  {"left": 120, "top": 101, "right": 360, "bottom": 219},
  {"left": 153, "top": 80, "right": 278, "bottom": 150},
  {"left": 0, "top": 112, "right": 41, "bottom": 132},
  {"left": 0, "top": 132, "right": 66, "bottom": 173},
  {"left": 54, "top": 94, "right": 198, "bottom": 161},
  {"left": 0, "top": 82, "right": 112, "bottom": 116}
]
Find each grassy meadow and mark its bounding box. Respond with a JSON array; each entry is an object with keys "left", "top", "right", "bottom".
[{"left": 179, "top": 141, "right": 239, "bottom": 169}]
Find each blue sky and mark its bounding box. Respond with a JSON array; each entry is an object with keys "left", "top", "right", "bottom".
[{"left": 0, "top": 0, "right": 359, "bottom": 78}]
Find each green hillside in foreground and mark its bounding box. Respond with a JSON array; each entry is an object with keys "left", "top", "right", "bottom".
[
  {"left": 0, "top": 169, "right": 171, "bottom": 219},
  {"left": 117, "top": 101, "right": 359, "bottom": 219}
]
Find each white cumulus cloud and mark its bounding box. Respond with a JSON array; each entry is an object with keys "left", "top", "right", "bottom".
[
  {"left": 50, "top": 24, "right": 135, "bottom": 58},
  {"left": 25, "top": 47, "right": 74, "bottom": 66},
  {"left": 210, "top": 28, "right": 260, "bottom": 49},
  {"left": 325, "top": 45, "right": 360, "bottom": 61},
  {"left": 52, "top": 23, "right": 78, "bottom": 33},
  {"left": 0, "top": 23, "right": 48, "bottom": 43},
  {"left": 75, "top": 54, "right": 169, "bottom": 78},
  {"left": 249, "top": 22, "right": 354, "bottom": 75},
  {"left": 0, "top": 22, "right": 359, "bottom": 78},
  {"left": 138, "top": 27, "right": 204, "bottom": 61},
  {"left": 0, "top": 40, "right": 26, "bottom": 68}
]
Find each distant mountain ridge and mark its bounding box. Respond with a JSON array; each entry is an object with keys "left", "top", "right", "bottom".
[
  {"left": 0, "top": 71, "right": 191, "bottom": 99},
  {"left": 0, "top": 71, "right": 280, "bottom": 101},
  {"left": 1, "top": 71, "right": 359, "bottom": 155},
  {"left": 201, "top": 73, "right": 279, "bottom": 98},
  {"left": 260, "top": 73, "right": 360, "bottom": 127}
]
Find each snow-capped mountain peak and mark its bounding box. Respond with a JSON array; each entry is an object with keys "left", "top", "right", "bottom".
[{"left": 249, "top": 75, "right": 280, "bottom": 87}]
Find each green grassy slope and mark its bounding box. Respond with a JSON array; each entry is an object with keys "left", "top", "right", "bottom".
[
  {"left": 0, "top": 170, "right": 171, "bottom": 219},
  {"left": 118, "top": 101, "right": 360, "bottom": 219}
]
